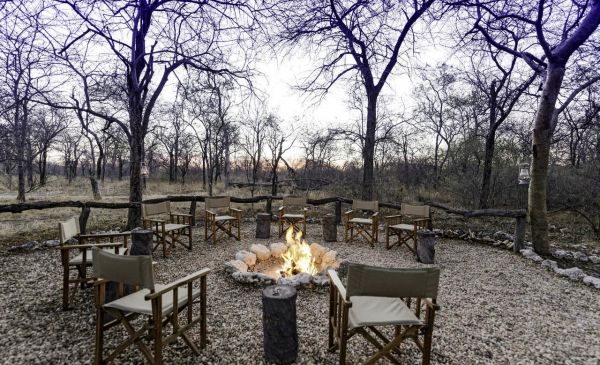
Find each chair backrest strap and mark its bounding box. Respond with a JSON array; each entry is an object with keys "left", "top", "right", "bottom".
[
  {"left": 59, "top": 216, "right": 81, "bottom": 243},
  {"left": 92, "top": 247, "right": 155, "bottom": 290},
  {"left": 352, "top": 199, "right": 378, "bottom": 212},
  {"left": 283, "top": 196, "right": 306, "bottom": 207},
  {"left": 346, "top": 263, "right": 439, "bottom": 299},
  {"left": 205, "top": 196, "right": 231, "bottom": 210},
  {"left": 401, "top": 204, "right": 430, "bottom": 218},
  {"left": 142, "top": 201, "right": 170, "bottom": 217}
]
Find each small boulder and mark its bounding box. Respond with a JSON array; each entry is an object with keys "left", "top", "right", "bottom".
[
  {"left": 312, "top": 275, "right": 330, "bottom": 286},
  {"left": 520, "top": 249, "right": 543, "bottom": 262},
  {"left": 232, "top": 271, "right": 275, "bottom": 285},
  {"left": 310, "top": 243, "right": 328, "bottom": 262},
  {"left": 589, "top": 255, "right": 600, "bottom": 264},
  {"left": 541, "top": 260, "right": 558, "bottom": 270},
  {"left": 224, "top": 260, "right": 248, "bottom": 273},
  {"left": 321, "top": 250, "right": 338, "bottom": 267},
  {"left": 235, "top": 250, "right": 257, "bottom": 267},
  {"left": 269, "top": 242, "right": 287, "bottom": 258},
  {"left": 552, "top": 249, "right": 569, "bottom": 260},
  {"left": 573, "top": 251, "right": 589, "bottom": 262},
  {"left": 582, "top": 276, "right": 600, "bottom": 289},
  {"left": 554, "top": 267, "right": 585, "bottom": 281},
  {"left": 250, "top": 244, "right": 271, "bottom": 261}
]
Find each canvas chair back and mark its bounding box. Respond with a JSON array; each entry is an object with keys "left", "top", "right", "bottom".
[
  {"left": 205, "top": 197, "right": 231, "bottom": 215},
  {"left": 142, "top": 201, "right": 170, "bottom": 218},
  {"left": 346, "top": 263, "right": 439, "bottom": 299},
  {"left": 401, "top": 204, "right": 430, "bottom": 218},
  {"left": 352, "top": 199, "right": 378, "bottom": 212},
  {"left": 92, "top": 247, "right": 155, "bottom": 290},
  {"left": 59, "top": 217, "right": 81, "bottom": 244},
  {"left": 282, "top": 196, "right": 306, "bottom": 214}
]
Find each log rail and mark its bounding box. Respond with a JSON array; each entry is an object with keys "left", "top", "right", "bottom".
[{"left": 0, "top": 196, "right": 526, "bottom": 251}]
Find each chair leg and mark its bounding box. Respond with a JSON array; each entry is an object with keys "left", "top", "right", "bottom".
[
  {"left": 153, "top": 313, "right": 163, "bottom": 365},
  {"left": 339, "top": 332, "right": 347, "bottom": 365},
  {"left": 95, "top": 309, "right": 105, "bottom": 365},
  {"left": 62, "top": 266, "right": 70, "bottom": 311}
]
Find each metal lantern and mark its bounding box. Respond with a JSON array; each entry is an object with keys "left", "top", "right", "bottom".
[
  {"left": 518, "top": 163, "right": 530, "bottom": 185},
  {"left": 140, "top": 162, "right": 149, "bottom": 178}
]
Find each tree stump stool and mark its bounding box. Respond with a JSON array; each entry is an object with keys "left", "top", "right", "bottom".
[
  {"left": 416, "top": 230, "right": 436, "bottom": 264},
  {"left": 322, "top": 214, "right": 337, "bottom": 242},
  {"left": 262, "top": 285, "right": 298, "bottom": 364},
  {"left": 256, "top": 213, "right": 271, "bottom": 239},
  {"left": 130, "top": 228, "right": 153, "bottom": 255}
]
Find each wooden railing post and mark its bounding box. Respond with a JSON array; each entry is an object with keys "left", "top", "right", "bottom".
[
  {"left": 79, "top": 204, "right": 91, "bottom": 234},
  {"left": 513, "top": 216, "right": 526, "bottom": 253},
  {"left": 189, "top": 199, "right": 197, "bottom": 226},
  {"left": 335, "top": 199, "right": 342, "bottom": 225},
  {"left": 266, "top": 197, "right": 272, "bottom": 215}
]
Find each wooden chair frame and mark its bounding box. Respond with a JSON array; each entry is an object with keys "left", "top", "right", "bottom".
[
  {"left": 385, "top": 204, "right": 432, "bottom": 254},
  {"left": 57, "top": 217, "right": 130, "bottom": 311},
  {"left": 278, "top": 196, "right": 308, "bottom": 237},
  {"left": 93, "top": 250, "right": 210, "bottom": 365},
  {"left": 327, "top": 268, "right": 440, "bottom": 365},
  {"left": 142, "top": 202, "right": 193, "bottom": 257},
  {"left": 344, "top": 200, "right": 379, "bottom": 247},
  {"left": 204, "top": 197, "right": 241, "bottom": 244}
]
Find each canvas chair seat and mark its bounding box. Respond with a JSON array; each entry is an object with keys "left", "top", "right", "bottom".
[
  {"left": 214, "top": 215, "right": 237, "bottom": 221},
  {"left": 283, "top": 213, "right": 304, "bottom": 219},
  {"left": 69, "top": 247, "right": 128, "bottom": 266},
  {"left": 349, "top": 217, "right": 373, "bottom": 225},
  {"left": 160, "top": 223, "right": 189, "bottom": 232},
  {"left": 348, "top": 296, "right": 422, "bottom": 329},
  {"left": 389, "top": 223, "right": 416, "bottom": 231},
  {"left": 104, "top": 284, "right": 201, "bottom": 316}
]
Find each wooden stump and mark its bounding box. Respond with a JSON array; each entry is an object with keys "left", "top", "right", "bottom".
[
  {"left": 130, "top": 228, "right": 153, "bottom": 255},
  {"left": 416, "top": 230, "right": 436, "bottom": 264},
  {"left": 262, "top": 285, "right": 298, "bottom": 364},
  {"left": 256, "top": 213, "right": 271, "bottom": 239},
  {"left": 513, "top": 216, "right": 526, "bottom": 253},
  {"left": 322, "top": 214, "right": 337, "bottom": 242}
]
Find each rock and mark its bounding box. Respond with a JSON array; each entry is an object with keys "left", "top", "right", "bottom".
[
  {"left": 277, "top": 273, "right": 312, "bottom": 287},
  {"left": 553, "top": 267, "right": 585, "bottom": 281},
  {"left": 552, "top": 249, "right": 569, "bottom": 259},
  {"left": 225, "top": 260, "right": 248, "bottom": 273},
  {"left": 321, "top": 250, "right": 337, "bottom": 267},
  {"left": 520, "top": 249, "right": 543, "bottom": 262},
  {"left": 250, "top": 244, "right": 271, "bottom": 261},
  {"left": 337, "top": 259, "right": 350, "bottom": 277},
  {"left": 549, "top": 224, "right": 557, "bottom": 231},
  {"left": 582, "top": 276, "right": 600, "bottom": 289},
  {"left": 232, "top": 271, "right": 275, "bottom": 285},
  {"left": 309, "top": 243, "right": 328, "bottom": 263},
  {"left": 541, "top": 260, "right": 558, "bottom": 270},
  {"left": 589, "top": 255, "right": 600, "bottom": 264},
  {"left": 559, "top": 227, "right": 569, "bottom": 234},
  {"left": 8, "top": 241, "right": 40, "bottom": 252},
  {"left": 269, "top": 242, "right": 287, "bottom": 258},
  {"left": 235, "top": 250, "right": 257, "bottom": 267},
  {"left": 493, "top": 231, "right": 513, "bottom": 241},
  {"left": 42, "top": 239, "right": 60, "bottom": 248},
  {"left": 311, "top": 275, "right": 330, "bottom": 286},
  {"left": 573, "top": 251, "right": 589, "bottom": 262}
]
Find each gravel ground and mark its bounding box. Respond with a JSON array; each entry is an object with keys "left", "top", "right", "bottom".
[{"left": 1, "top": 223, "right": 599, "bottom": 365}]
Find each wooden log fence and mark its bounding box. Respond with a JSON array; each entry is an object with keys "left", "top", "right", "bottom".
[{"left": 0, "top": 196, "right": 527, "bottom": 252}]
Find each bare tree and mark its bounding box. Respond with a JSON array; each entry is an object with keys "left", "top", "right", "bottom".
[
  {"left": 471, "top": 0, "right": 600, "bottom": 253},
  {"left": 275, "top": 0, "right": 443, "bottom": 199}
]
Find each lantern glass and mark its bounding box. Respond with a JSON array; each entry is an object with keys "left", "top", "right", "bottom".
[
  {"left": 518, "top": 163, "right": 530, "bottom": 185},
  {"left": 141, "top": 162, "right": 149, "bottom": 177}
]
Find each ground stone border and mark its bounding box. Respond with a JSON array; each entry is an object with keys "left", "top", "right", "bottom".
[{"left": 520, "top": 248, "right": 600, "bottom": 289}]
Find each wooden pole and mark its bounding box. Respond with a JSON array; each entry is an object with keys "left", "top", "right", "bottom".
[
  {"left": 335, "top": 199, "right": 342, "bottom": 225},
  {"left": 513, "top": 216, "right": 526, "bottom": 253},
  {"left": 79, "top": 204, "right": 91, "bottom": 234}
]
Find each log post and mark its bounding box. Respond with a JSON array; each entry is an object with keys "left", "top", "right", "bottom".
[
  {"left": 256, "top": 213, "right": 271, "bottom": 239},
  {"left": 266, "top": 196, "right": 272, "bottom": 215},
  {"left": 79, "top": 204, "right": 91, "bottom": 234},
  {"left": 130, "top": 228, "right": 153, "bottom": 255},
  {"left": 262, "top": 285, "right": 298, "bottom": 364},
  {"left": 513, "top": 216, "right": 526, "bottom": 253},
  {"left": 322, "top": 214, "right": 337, "bottom": 242},
  {"left": 334, "top": 199, "right": 342, "bottom": 225},
  {"left": 189, "top": 199, "right": 197, "bottom": 226},
  {"left": 416, "top": 230, "right": 436, "bottom": 264}
]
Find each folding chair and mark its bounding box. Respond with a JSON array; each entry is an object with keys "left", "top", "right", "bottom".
[
  {"left": 142, "top": 201, "right": 193, "bottom": 257},
  {"left": 204, "top": 197, "right": 241, "bottom": 244},
  {"left": 385, "top": 204, "right": 432, "bottom": 253},
  {"left": 278, "top": 196, "right": 308, "bottom": 237},
  {"left": 93, "top": 248, "right": 210, "bottom": 365},
  {"left": 328, "top": 264, "right": 440, "bottom": 365},
  {"left": 344, "top": 200, "right": 379, "bottom": 246},
  {"left": 57, "top": 216, "right": 130, "bottom": 311}
]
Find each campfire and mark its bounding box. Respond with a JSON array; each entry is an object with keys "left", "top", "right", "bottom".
[{"left": 225, "top": 227, "right": 346, "bottom": 287}]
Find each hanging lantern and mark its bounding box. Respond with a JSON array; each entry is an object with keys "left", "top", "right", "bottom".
[
  {"left": 518, "top": 163, "right": 530, "bottom": 185},
  {"left": 141, "top": 162, "right": 149, "bottom": 178}
]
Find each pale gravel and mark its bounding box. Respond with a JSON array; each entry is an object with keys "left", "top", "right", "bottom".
[{"left": 0, "top": 223, "right": 599, "bottom": 364}]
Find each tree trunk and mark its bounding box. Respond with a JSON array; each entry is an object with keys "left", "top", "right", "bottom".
[
  {"left": 90, "top": 176, "right": 102, "bottom": 200},
  {"left": 16, "top": 107, "right": 25, "bottom": 203},
  {"left": 26, "top": 140, "right": 34, "bottom": 188},
  {"left": 529, "top": 63, "right": 565, "bottom": 255},
  {"left": 361, "top": 94, "right": 377, "bottom": 200},
  {"left": 40, "top": 148, "right": 48, "bottom": 186},
  {"left": 126, "top": 122, "right": 144, "bottom": 229},
  {"left": 479, "top": 131, "right": 496, "bottom": 208},
  {"left": 118, "top": 155, "right": 124, "bottom": 180}
]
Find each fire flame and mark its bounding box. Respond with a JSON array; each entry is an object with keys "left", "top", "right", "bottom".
[{"left": 280, "top": 227, "right": 318, "bottom": 277}]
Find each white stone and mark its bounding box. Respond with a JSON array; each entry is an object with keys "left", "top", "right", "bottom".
[
  {"left": 321, "top": 250, "right": 338, "bottom": 267},
  {"left": 589, "top": 255, "right": 600, "bottom": 264},
  {"left": 553, "top": 267, "right": 585, "bottom": 281},
  {"left": 552, "top": 249, "right": 569, "bottom": 259},
  {"left": 541, "top": 260, "right": 558, "bottom": 270},
  {"left": 520, "top": 249, "right": 543, "bottom": 262},
  {"left": 224, "top": 260, "right": 248, "bottom": 273},
  {"left": 312, "top": 275, "right": 330, "bottom": 286},
  {"left": 235, "top": 250, "right": 257, "bottom": 267},
  {"left": 573, "top": 251, "right": 589, "bottom": 262},
  {"left": 269, "top": 242, "right": 287, "bottom": 258},
  {"left": 232, "top": 271, "right": 275, "bottom": 285},
  {"left": 310, "top": 243, "right": 328, "bottom": 262},
  {"left": 250, "top": 244, "right": 271, "bottom": 261},
  {"left": 582, "top": 276, "right": 600, "bottom": 289}
]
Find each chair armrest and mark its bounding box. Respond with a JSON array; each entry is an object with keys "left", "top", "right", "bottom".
[
  {"left": 144, "top": 218, "right": 166, "bottom": 224},
  {"left": 230, "top": 208, "right": 242, "bottom": 214},
  {"left": 327, "top": 269, "right": 350, "bottom": 304},
  {"left": 145, "top": 268, "right": 211, "bottom": 300},
  {"left": 57, "top": 242, "right": 126, "bottom": 251},
  {"left": 384, "top": 215, "right": 403, "bottom": 226},
  {"left": 171, "top": 213, "right": 193, "bottom": 218},
  {"left": 78, "top": 232, "right": 130, "bottom": 240},
  {"left": 412, "top": 218, "right": 431, "bottom": 229}
]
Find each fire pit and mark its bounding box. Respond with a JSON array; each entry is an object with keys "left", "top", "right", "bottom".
[{"left": 225, "top": 228, "right": 346, "bottom": 287}]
